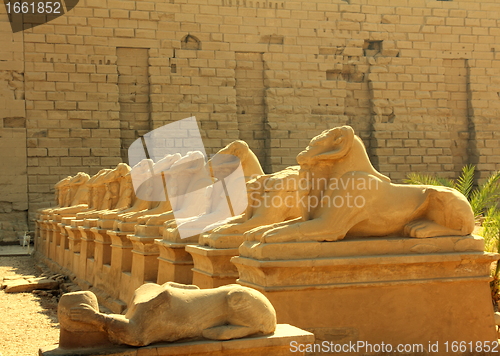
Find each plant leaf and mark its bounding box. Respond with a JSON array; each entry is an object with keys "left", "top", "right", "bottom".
[
  {"left": 404, "top": 173, "right": 443, "bottom": 186},
  {"left": 470, "top": 170, "right": 500, "bottom": 218},
  {"left": 454, "top": 164, "right": 475, "bottom": 200}
]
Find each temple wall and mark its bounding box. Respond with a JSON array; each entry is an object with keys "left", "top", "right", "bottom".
[
  {"left": 1, "top": 0, "right": 500, "bottom": 238},
  {"left": 0, "top": 5, "right": 28, "bottom": 242}
]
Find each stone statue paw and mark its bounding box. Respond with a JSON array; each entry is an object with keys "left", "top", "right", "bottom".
[
  {"left": 211, "top": 223, "right": 238, "bottom": 235},
  {"left": 404, "top": 219, "right": 462, "bottom": 239},
  {"left": 163, "top": 219, "right": 177, "bottom": 229},
  {"left": 69, "top": 304, "right": 101, "bottom": 327},
  {"left": 244, "top": 225, "right": 274, "bottom": 242},
  {"left": 261, "top": 225, "right": 300, "bottom": 243},
  {"left": 147, "top": 215, "right": 171, "bottom": 226}
]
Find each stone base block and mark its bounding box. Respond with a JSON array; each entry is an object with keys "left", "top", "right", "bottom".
[
  {"left": 156, "top": 239, "right": 194, "bottom": 285},
  {"left": 232, "top": 235, "right": 500, "bottom": 352},
  {"left": 185, "top": 245, "right": 239, "bottom": 289},
  {"left": 39, "top": 324, "right": 313, "bottom": 356}
]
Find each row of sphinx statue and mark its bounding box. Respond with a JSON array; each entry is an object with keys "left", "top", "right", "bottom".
[
  {"left": 39, "top": 125, "right": 475, "bottom": 248},
  {"left": 36, "top": 125, "right": 478, "bottom": 350}
]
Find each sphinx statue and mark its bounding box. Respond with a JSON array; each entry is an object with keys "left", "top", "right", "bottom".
[
  {"left": 116, "top": 153, "right": 182, "bottom": 223},
  {"left": 163, "top": 152, "right": 248, "bottom": 241},
  {"left": 38, "top": 175, "right": 72, "bottom": 215},
  {"left": 131, "top": 151, "right": 213, "bottom": 231},
  {"left": 160, "top": 142, "right": 267, "bottom": 242},
  {"left": 58, "top": 282, "right": 277, "bottom": 348},
  {"left": 74, "top": 169, "right": 112, "bottom": 215},
  {"left": 138, "top": 141, "right": 264, "bottom": 228},
  {"left": 98, "top": 163, "right": 131, "bottom": 211},
  {"left": 50, "top": 173, "right": 90, "bottom": 217},
  {"left": 110, "top": 152, "right": 211, "bottom": 233},
  {"left": 199, "top": 166, "right": 302, "bottom": 248},
  {"left": 75, "top": 165, "right": 131, "bottom": 220},
  {"left": 244, "top": 126, "right": 476, "bottom": 244},
  {"left": 37, "top": 176, "right": 73, "bottom": 240},
  {"left": 94, "top": 162, "right": 153, "bottom": 223}
]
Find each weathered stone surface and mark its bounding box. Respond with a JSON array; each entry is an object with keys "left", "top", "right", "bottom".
[
  {"left": 57, "top": 283, "right": 277, "bottom": 348},
  {"left": 40, "top": 324, "right": 314, "bottom": 356},
  {"left": 232, "top": 235, "right": 499, "bottom": 348},
  {"left": 244, "top": 126, "right": 475, "bottom": 246}
]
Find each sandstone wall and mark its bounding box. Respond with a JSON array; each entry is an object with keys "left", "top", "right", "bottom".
[
  {"left": 1, "top": 0, "right": 500, "bottom": 237},
  {"left": 0, "top": 5, "right": 28, "bottom": 242}
]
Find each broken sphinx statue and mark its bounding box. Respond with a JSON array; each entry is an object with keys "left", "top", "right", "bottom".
[
  {"left": 245, "top": 125, "right": 475, "bottom": 244},
  {"left": 58, "top": 282, "right": 277, "bottom": 348}
]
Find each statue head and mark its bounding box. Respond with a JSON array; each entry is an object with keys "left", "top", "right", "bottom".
[
  {"left": 297, "top": 126, "right": 355, "bottom": 166},
  {"left": 216, "top": 140, "right": 249, "bottom": 160},
  {"left": 69, "top": 172, "right": 90, "bottom": 186}
]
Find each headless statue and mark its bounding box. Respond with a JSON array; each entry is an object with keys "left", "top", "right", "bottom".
[{"left": 58, "top": 282, "right": 276, "bottom": 348}]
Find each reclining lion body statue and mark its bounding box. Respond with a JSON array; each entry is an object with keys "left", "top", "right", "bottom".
[
  {"left": 199, "top": 166, "right": 301, "bottom": 248},
  {"left": 245, "top": 126, "right": 475, "bottom": 243},
  {"left": 58, "top": 282, "right": 276, "bottom": 348}
]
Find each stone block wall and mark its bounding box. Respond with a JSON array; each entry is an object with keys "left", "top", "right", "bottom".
[
  {"left": 0, "top": 6, "right": 28, "bottom": 242},
  {"left": 1, "top": 0, "right": 500, "bottom": 238}
]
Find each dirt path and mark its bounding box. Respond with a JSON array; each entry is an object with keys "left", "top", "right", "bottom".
[{"left": 0, "top": 256, "right": 59, "bottom": 356}]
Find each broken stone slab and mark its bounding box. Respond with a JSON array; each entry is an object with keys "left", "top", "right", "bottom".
[
  {"left": 39, "top": 324, "right": 314, "bottom": 356},
  {"left": 4, "top": 278, "right": 59, "bottom": 293},
  {"left": 2, "top": 275, "right": 37, "bottom": 280},
  {"left": 2, "top": 275, "right": 38, "bottom": 288}
]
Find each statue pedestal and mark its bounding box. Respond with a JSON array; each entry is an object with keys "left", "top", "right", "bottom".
[
  {"left": 115, "top": 220, "right": 136, "bottom": 233},
  {"left": 232, "top": 235, "right": 499, "bottom": 350},
  {"left": 119, "top": 235, "right": 159, "bottom": 304},
  {"left": 55, "top": 222, "right": 67, "bottom": 267},
  {"left": 35, "top": 215, "right": 43, "bottom": 251},
  {"left": 100, "top": 229, "right": 132, "bottom": 312},
  {"left": 48, "top": 219, "right": 59, "bottom": 261},
  {"left": 39, "top": 324, "right": 314, "bottom": 356},
  {"left": 66, "top": 220, "right": 84, "bottom": 278},
  {"left": 185, "top": 245, "right": 239, "bottom": 289},
  {"left": 59, "top": 217, "right": 75, "bottom": 272},
  {"left": 38, "top": 216, "right": 50, "bottom": 256},
  {"left": 155, "top": 240, "right": 195, "bottom": 285},
  {"left": 77, "top": 219, "right": 99, "bottom": 286},
  {"left": 91, "top": 227, "right": 113, "bottom": 293}
]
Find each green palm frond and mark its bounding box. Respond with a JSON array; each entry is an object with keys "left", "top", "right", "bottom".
[
  {"left": 404, "top": 172, "right": 453, "bottom": 187},
  {"left": 435, "top": 176, "right": 455, "bottom": 188},
  {"left": 482, "top": 207, "right": 500, "bottom": 253},
  {"left": 454, "top": 164, "right": 475, "bottom": 199},
  {"left": 470, "top": 170, "right": 500, "bottom": 218}
]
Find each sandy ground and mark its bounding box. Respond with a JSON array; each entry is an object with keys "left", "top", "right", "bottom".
[{"left": 0, "top": 256, "right": 59, "bottom": 356}]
